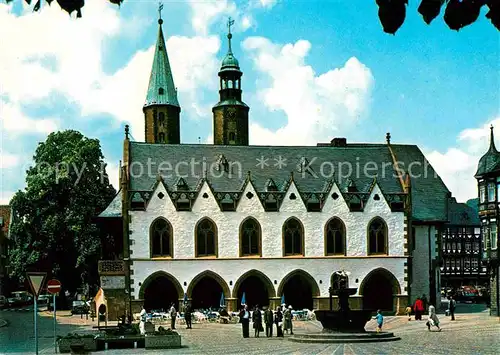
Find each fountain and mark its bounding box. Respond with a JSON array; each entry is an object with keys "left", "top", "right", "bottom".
[{"left": 289, "top": 270, "right": 400, "bottom": 343}]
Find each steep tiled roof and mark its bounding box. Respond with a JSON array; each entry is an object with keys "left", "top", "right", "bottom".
[
  {"left": 447, "top": 198, "right": 480, "bottom": 226},
  {"left": 98, "top": 190, "right": 122, "bottom": 218},
  {"left": 126, "top": 142, "right": 450, "bottom": 222},
  {"left": 475, "top": 126, "right": 500, "bottom": 178}
]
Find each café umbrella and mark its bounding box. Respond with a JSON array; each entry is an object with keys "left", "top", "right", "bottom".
[
  {"left": 220, "top": 292, "right": 225, "bottom": 308},
  {"left": 281, "top": 294, "right": 285, "bottom": 305},
  {"left": 241, "top": 292, "right": 246, "bottom": 306}
]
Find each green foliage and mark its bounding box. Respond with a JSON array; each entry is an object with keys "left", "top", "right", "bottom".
[
  {"left": 8, "top": 130, "right": 116, "bottom": 292},
  {"left": 57, "top": 332, "right": 97, "bottom": 341},
  {"left": 156, "top": 326, "right": 177, "bottom": 335}
]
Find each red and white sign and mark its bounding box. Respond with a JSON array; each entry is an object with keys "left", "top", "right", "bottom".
[{"left": 46, "top": 279, "right": 61, "bottom": 294}]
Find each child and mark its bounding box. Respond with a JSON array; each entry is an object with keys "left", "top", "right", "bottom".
[
  {"left": 405, "top": 305, "right": 412, "bottom": 321},
  {"left": 426, "top": 304, "right": 441, "bottom": 332},
  {"left": 375, "top": 309, "right": 383, "bottom": 333}
]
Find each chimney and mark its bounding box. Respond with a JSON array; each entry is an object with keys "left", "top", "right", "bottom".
[{"left": 331, "top": 138, "right": 347, "bottom": 147}]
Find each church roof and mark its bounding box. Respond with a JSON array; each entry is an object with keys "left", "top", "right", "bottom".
[
  {"left": 98, "top": 189, "right": 122, "bottom": 218},
  {"left": 144, "top": 20, "right": 180, "bottom": 108},
  {"left": 475, "top": 125, "right": 500, "bottom": 178},
  {"left": 126, "top": 142, "right": 451, "bottom": 222}
]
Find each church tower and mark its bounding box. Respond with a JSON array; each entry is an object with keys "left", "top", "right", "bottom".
[
  {"left": 143, "top": 6, "right": 181, "bottom": 144},
  {"left": 212, "top": 18, "right": 249, "bottom": 146}
]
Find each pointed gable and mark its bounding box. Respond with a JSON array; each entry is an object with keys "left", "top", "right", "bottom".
[
  {"left": 236, "top": 179, "right": 264, "bottom": 213},
  {"left": 146, "top": 178, "right": 176, "bottom": 213},
  {"left": 280, "top": 180, "right": 307, "bottom": 213},
  {"left": 364, "top": 183, "right": 391, "bottom": 213},
  {"left": 144, "top": 19, "right": 179, "bottom": 108},
  {"left": 191, "top": 180, "right": 220, "bottom": 213}
]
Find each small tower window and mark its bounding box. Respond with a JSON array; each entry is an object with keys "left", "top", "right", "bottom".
[
  {"left": 229, "top": 132, "right": 235, "bottom": 141},
  {"left": 159, "top": 87, "right": 164, "bottom": 95},
  {"left": 480, "top": 185, "right": 486, "bottom": 203},
  {"left": 488, "top": 183, "right": 495, "bottom": 202},
  {"left": 228, "top": 80, "right": 233, "bottom": 89},
  {"left": 235, "top": 80, "right": 239, "bottom": 89},
  {"left": 158, "top": 132, "right": 165, "bottom": 143},
  {"left": 158, "top": 112, "right": 165, "bottom": 125},
  {"left": 222, "top": 80, "right": 227, "bottom": 89}
]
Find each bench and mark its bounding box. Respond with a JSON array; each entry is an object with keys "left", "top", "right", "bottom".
[{"left": 98, "top": 335, "right": 145, "bottom": 350}]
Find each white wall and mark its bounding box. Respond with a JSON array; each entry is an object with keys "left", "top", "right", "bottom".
[{"left": 129, "top": 181, "right": 405, "bottom": 260}]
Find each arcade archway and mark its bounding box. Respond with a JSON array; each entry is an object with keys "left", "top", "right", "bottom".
[
  {"left": 139, "top": 271, "right": 183, "bottom": 312},
  {"left": 359, "top": 268, "right": 401, "bottom": 311},
  {"left": 233, "top": 270, "right": 275, "bottom": 309},
  {"left": 187, "top": 271, "right": 230, "bottom": 310},
  {"left": 278, "top": 270, "right": 320, "bottom": 310}
]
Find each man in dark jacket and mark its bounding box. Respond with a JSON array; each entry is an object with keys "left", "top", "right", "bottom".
[
  {"left": 185, "top": 304, "right": 192, "bottom": 329},
  {"left": 264, "top": 306, "right": 274, "bottom": 337}
]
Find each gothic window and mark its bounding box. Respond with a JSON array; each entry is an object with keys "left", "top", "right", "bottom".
[
  {"left": 367, "top": 217, "right": 388, "bottom": 255},
  {"left": 150, "top": 218, "right": 172, "bottom": 257},
  {"left": 159, "top": 112, "right": 165, "bottom": 125},
  {"left": 158, "top": 132, "right": 165, "bottom": 143},
  {"left": 283, "top": 217, "right": 304, "bottom": 256},
  {"left": 229, "top": 132, "right": 235, "bottom": 141},
  {"left": 488, "top": 183, "right": 495, "bottom": 202},
  {"left": 158, "top": 87, "right": 164, "bottom": 95},
  {"left": 480, "top": 185, "right": 486, "bottom": 203},
  {"left": 240, "top": 218, "right": 261, "bottom": 256},
  {"left": 195, "top": 218, "right": 217, "bottom": 257},
  {"left": 325, "top": 217, "right": 346, "bottom": 255}
]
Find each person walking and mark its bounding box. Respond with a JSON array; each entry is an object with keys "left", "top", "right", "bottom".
[
  {"left": 414, "top": 297, "right": 424, "bottom": 320},
  {"left": 448, "top": 295, "right": 456, "bottom": 321},
  {"left": 375, "top": 309, "right": 384, "bottom": 333},
  {"left": 185, "top": 303, "right": 192, "bottom": 329},
  {"left": 264, "top": 306, "right": 274, "bottom": 337},
  {"left": 284, "top": 305, "right": 294, "bottom": 335},
  {"left": 139, "top": 305, "right": 147, "bottom": 335},
  {"left": 239, "top": 304, "right": 251, "bottom": 338},
  {"left": 405, "top": 304, "right": 412, "bottom": 321},
  {"left": 252, "top": 305, "right": 263, "bottom": 337},
  {"left": 169, "top": 303, "right": 177, "bottom": 330},
  {"left": 274, "top": 306, "right": 284, "bottom": 337},
  {"left": 426, "top": 304, "right": 441, "bottom": 331}
]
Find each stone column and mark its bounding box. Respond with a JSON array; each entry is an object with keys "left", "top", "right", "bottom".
[{"left": 226, "top": 298, "right": 237, "bottom": 312}]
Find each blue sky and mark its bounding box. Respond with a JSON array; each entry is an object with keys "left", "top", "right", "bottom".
[{"left": 0, "top": 0, "right": 498, "bottom": 204}]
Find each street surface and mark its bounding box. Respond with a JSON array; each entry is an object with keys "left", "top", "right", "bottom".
[{"left": 0, "top": 303, "right": 498, "bottom": 354}]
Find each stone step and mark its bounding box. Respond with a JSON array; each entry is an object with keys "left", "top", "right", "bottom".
[
  {"left": 288, "top": 332, "right": 401, "bottom": 343},
  {"left": 292, "top": 331, "right": 396, "bottom": 339}
]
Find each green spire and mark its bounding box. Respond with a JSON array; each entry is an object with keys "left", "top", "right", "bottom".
[
  {"left": 221, "top": 17, "right": 240, "bottom": 72},
  {"left": 144, "top": 14, "right": 179, "bottom": 108}
]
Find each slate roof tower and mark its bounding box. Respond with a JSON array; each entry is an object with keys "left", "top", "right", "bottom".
[
  {"left": 212, "top": 18, "right": 249, "bottom": 145},
  {"left": 143, "top": 8, "right": 181, "bottom": 144}
]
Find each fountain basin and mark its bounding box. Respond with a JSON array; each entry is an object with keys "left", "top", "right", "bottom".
[{"left": 314, "top": 310, "right": 373, "bottom": 333}]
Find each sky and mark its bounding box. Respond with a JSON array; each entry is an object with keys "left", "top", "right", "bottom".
[{"left": 0, "top": 0, "right": 499, "bottom": 205}]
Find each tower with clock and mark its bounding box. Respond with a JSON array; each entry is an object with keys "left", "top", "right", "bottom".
[{"left": 212, "top": 17, "right": 249, "bottom": 146}]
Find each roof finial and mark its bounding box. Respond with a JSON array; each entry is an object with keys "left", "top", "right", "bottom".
[
  {"left": 386, "top": 132, "right": 391, "bottom": 144},
  {"left": 227, "top": 17, "right": 235, "bottom": 53},
  {"left": 158, "top": 1, "right": 164, "bottom": 25},
  {"left": 125, "top": 124, "right": 129, "bottom": 139},
  {"left": 489, "top": 124, "right": 497, "bottom": 152}
]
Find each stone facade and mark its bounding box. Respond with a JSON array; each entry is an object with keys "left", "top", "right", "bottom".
[{"left": 213, "top": 105, "right": 249, "bottom": 146}]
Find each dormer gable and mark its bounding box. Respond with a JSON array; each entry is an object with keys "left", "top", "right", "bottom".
[
  {"left": 280, "top": 179, "right": 307, "bottom": 213},
  {"left": 191, "top": 179, "right": 220, "bottom": 213},
  {"left": 322, "top": 180, "right": 349, "bottom": 214},
  {"left": 145, "top": 177, "right": 176, "bottom": 213},
  {"left": 364, "top": 182, "right": 391, "bottom": 214},
  {"left": 236, "top": 178, "right": 265, "bottom": 213}
]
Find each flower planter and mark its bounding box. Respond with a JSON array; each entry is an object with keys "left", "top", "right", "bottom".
[
  {"left": 58, "top": 337, "right": 97, "bottom": 353},
  {"left": 145, "top": 333, "right": 181, "bottom": 349}
]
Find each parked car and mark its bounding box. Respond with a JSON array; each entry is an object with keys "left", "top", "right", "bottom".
[
  {"left": 37, "top": 295, "right": 52, "bottom": 311},
  {"left": 71, "top": 300, "right": 90, "bottom": 315},
  {"left": 8, "top": 291, "right": 33, "bottom": 307}
]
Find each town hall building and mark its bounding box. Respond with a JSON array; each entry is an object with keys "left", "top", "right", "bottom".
[{"left": 97, "top": 14, "right": 453, "bottom": 320}]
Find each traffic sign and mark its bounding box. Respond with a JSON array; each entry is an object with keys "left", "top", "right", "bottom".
[
  {"left": 27, "top": 272, "right": 47, "bottom": 297},
  {"left": 47, "top": 279, "right": 61, "bottom": 294}
]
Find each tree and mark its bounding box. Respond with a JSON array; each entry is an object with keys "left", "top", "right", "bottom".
[
  {"left": 8, "top": 130, "right": 116, "bottom": 294},
  {"left": 4, "top": 0, "right": 499, "bottom": 33}
]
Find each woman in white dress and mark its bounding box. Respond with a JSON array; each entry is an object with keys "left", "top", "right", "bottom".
[
  {"left": 426, "top": 305, "right": 441, "bottom": 331},
  {"left": 139, "top": 307, "right": 147, "bottom": 335}
]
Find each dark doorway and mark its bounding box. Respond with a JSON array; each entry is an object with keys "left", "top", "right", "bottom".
[
  {"left": 281, "top": 274, "right": 314, "bottom": 310},
  {"left": 191, "top": 276, "right": 224, "bottom": 310},
  {"left": 236, "top": 275, "right": 270, "bottom": 309},
  {"left": 361, "top": 270, "right": 396, "bottom": 311},
  {"left": 143, "top": 275, "right": 179, "bottom": 312}
]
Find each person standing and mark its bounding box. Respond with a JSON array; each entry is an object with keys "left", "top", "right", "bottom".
[
  {"left": 449, "top": 295, "right": 456, "bottom": 321},
  {"left": 284, "top": 305, "right": 294, "bottom": 335},
  {"left": 139, "top": 305, "right": 147, "bottom": 335},
  {"left": 239, "top": 305, "right": 251, "bottom": 338},
  {"left": 185, "top": 303, "right": 192, "bottom": 329},
  {"left": 375, "top": 309, "right": 384, "bottom": 333},
  {"left": 275, "top": 306, "right": 284, "bottom": 337},
  {"left": 252, "top": 305, "right": 263, "bottom": 337},
  {"left": 264, "top": 306, "right": 274, "bottom": 337},
  {"left": 414, "top": 297, "right": 424, "bottom": 320},
  {"left": 426, "top": 304, "right": 441, "bottom": 331},
  {"left": 169, "top": 303, "right": 177, "bottom": 330},
  {"left": 421, "top": 294, "right": 428, "bottom": 312}
]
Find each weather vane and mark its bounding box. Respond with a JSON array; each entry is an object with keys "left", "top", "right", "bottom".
[
  {"left": 158, "top": 1, "right": 164, "bottom": 21},
  {"left": 227, "top": 17, "right": 235, "bottom": 34}
]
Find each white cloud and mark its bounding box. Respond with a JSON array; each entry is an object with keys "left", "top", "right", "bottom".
[
  {"left": 0, "top": 151, "right": 20, "bottom": 169},
  {"left": 0, "top": 191, "right": 14, "bottom": 205},
  {"left": 425, "top": 117, "right": 500, "bottom": 203},
  {"left": 0, "top": 100, "right": 58, "bottom": 134},
  {"left": 242, "top": 37, "right": 374, "bottom": 145},
  {"left": 259, "top": 0, "right": 278, "bottom": 9}
]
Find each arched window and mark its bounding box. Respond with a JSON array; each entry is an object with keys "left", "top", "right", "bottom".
[
  {"left": 367, "top": 217, "right": 387, "bottom": 255},
  {"left": 158, "top": 87, "right": 164, "bottom": 95},
  {"left": 150, "top": 218, "right": 172, "bottom": 257},
  {"left": 196, "top": 218, "right": 217, "bottom": 257},
  {"left": 325, "top": 217, "right": 346, "bottom": 255},
  {"left": 158, "top": 112, "right": 165, "bottom": 126},
  {"left": 229, "top": 132, "right": 235, "bottom": 141},
  {"left": 158, "top": 132, "right": 165, "bottom": 143},
  {"left": 283, "top": 217, "right": 304, "bottom": 256},
  {"left": 240, "top": 218, "right": 261, "bottom": 256}
]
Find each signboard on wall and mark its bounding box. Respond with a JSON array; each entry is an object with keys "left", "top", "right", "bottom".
[{"left": 100, "top": 275, "right": 126, "bottom": 290}]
